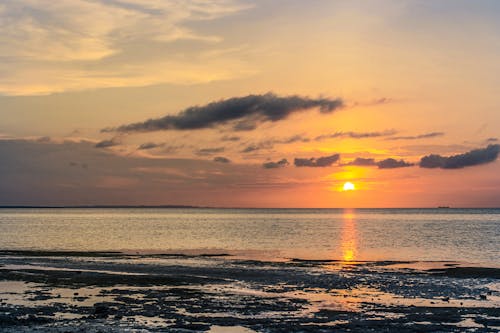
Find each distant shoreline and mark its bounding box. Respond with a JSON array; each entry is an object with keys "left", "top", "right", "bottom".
[{"left": 1, "top": 206, "right": 500, "bottom": 210}]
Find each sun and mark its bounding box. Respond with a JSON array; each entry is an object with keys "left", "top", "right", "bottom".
[{"left": 343, "top": 182, "right": 355, "bottom": 191}]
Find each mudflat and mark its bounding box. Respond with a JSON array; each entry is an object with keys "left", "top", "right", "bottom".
[{"left": 0, "top": 251, "right": 499, "bottom": 332}]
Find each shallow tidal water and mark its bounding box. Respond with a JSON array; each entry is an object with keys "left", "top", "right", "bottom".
[{"left": 0, "top": 208, "right": 499, "bottom": 265}]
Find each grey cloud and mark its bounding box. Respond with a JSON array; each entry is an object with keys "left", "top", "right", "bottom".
[
  {"left": 138, "top": 142, "right": 164, "bottom": 150},
  {"left": 233, "top": 120, "right": 257, "bottom": 131},
  {"left": 241, "top": 145, "right": 263, "bottom": 153},
  {"left": 161, "top": 145, "right": 184, "bottom": 154},
  {"left": 263, "top": 159, "right": 289, "bottom": 169},
  {"left": 37, "top": 136, "right": 52, "bottom": 143},
  {"left": 95, "top": 138, "right": 120, "bottom": 148},
  {"left": 315, "top": 130, "right": 397, "bottom": 141},
  {"left": 486, "top": 138, "right": 498, "bottom": 143},
  {"left": 377, "top": 158, "right": 413, "bottom": 169},
  {"left": 196, "top": 147, "right": 225, "bottom": 155},
  {"left": 220, "top": 135, "right": 241, "bottom": 142},
  {"left": 387, "top": 132, "right": 444, "bottom": 141},
  {"left": 241, "top": 142, "right": 273, "bottom": 153},
  {"left": 346, "top": 157, "right": 376, "bottom": 166},
  {"left": 241, "top": 135, "right": 310, "bottom": 154},
  {"left": 69, "top": 162, "right": 88, "bottom": 169},
  {"left": 279, "top": 135, "right": 310, "bottom": 144},
  {"left": 0, "top": 139, "right": 265, "bottom": 206},
  {"left": 420, "top": 144, "right": 500, "bottom": 169},
  {"left": 104, "top": 93, "right": 343, "bottom": 133},
  {"left": 213, "top": 156, "right": 231, "bottom": 163},
  {"left": 294, "top": 154, "right": 340, "bottom": 167}
]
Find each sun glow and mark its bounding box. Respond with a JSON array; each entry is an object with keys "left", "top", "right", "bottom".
[{"left": 343, "top": 182, "right": 355, "bottom": 191}]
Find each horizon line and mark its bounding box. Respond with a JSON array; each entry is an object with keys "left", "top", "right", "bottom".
[{"left": 1, "top": 205, "right": 499, "bottom": 210}]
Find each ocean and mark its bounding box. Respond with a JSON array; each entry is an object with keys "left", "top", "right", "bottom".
[{"left": 1, "top": 208, "right": 498, "bottom": 266}]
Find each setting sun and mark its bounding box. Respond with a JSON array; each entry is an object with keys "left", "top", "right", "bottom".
[{"left": 343, "top": 182, "right": 356, "bottom": 191}]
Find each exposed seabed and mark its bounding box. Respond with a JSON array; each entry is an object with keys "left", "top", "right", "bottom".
[{"left": 0, "top": 251, "right": 499, "bottom": 332}]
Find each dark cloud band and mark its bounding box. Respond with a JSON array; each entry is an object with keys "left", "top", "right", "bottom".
[{"left": 104, "top": 93, "right": 343, "bottom": 133}]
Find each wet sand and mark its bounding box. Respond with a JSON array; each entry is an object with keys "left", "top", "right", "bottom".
[{"left": 0, "top": 251, "right": 499, "bottom": 332}]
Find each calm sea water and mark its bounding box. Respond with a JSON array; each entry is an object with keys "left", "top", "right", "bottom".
[{"left": 0, "top": 208, "right": 498, "bottom": 265}]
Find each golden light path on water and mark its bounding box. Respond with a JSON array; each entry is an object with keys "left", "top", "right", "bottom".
[{"left": 340, "top": 209, "right": 357, "bottom": 262}]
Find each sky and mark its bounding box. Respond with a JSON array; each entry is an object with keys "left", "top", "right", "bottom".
[{"left": 1, "top": 0, "right": 500, "bottom": 207}]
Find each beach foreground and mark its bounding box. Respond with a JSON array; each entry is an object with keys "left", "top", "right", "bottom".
[{"left": 0, "top": 251, "right": 499, "bottom": 332}]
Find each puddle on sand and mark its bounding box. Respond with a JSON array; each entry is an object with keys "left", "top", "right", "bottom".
[{"left": 208, "top": 326, "right": 258, "bottom": 333}]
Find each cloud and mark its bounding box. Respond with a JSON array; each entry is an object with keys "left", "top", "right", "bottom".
[
  {"left": 263, "top": 159, "right": 289, "bottom": 169},
  {"left": 486, "top": 138, "right": 498, "bottom": 143},
  {"left": 196, "top": 147, "right": 225, "bottom": 155},
  {"left": 315, "top": 129, "right": 396, "bottom": 141},
  {"left": 241, "top": 145, "right": 266, "bottom": 153},
  {"left": 220, "top": 135, "right": 241, "bottom": 142},
  {"left": 346, "top": 157, "right": 377, "bottom": 166},
  {"left": 387, "top": 132, "right": 444, "bottom": 141},
  {"left": 213, "top": 156, "right": 231, "bottom": 163},
  {"left": 241, "top": 135, "right": 310, "bottom": 153},
  {"left": 95, "top": 138, "right": 120, "bottom": 148},
  {"left": 0, "top": 0, "right": 253, "bottom": 95},
  {"left": 104, "top": 93, "right": 343, "bottom": 133},
  {"left": 420, "top": 144, "right": 500, "bottom": 169},
  {"left": 241, "top": 142, "right": 274, "bottom": 153},
  {"left": 138, "top": 142, "right": 164, "bottom": 150},
  {"left": 376, "top": 158, "right": 413, "bottom": 169},
  {"left": 294, "top": 154, "right": 340, "bottom": 167}
]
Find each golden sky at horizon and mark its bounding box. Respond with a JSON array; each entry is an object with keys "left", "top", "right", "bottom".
[{"left": 0, "top": 0, "right": 499, "bottom": 207}]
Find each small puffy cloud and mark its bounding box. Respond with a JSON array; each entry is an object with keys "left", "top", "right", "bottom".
[
  {"left": 420, "top": 144, "right": 500, "bottom": 169},
  {"left": 95, "top": 138, "right": 120, "bottom": 148},
  {"left": 294, "top": 154, "right": 340, "bottom": 167},
  {"left": 263, "top": 158, "right": 289, "bottom": 169},
  {"left": 220, "top": 135, "right": 241, "bottom": 142},
  {"left": 315, "top": 130, "right": 396, "bottom": 141},
  {"left": 346, "top": 157, "right": 377, "bottom": 166},
  {"left": 387, "top": 132, "right": 444, "bottom": 141},
  {"left": 213, "top": 156, "right": 231, "bottom": 163},
  {"left": 377, "top": 158, "right": 413, "bottom": 169},
  {"left": 105, "top": 93, "right": 343, "bottom": 133},
  {"left": 138, "top": 142, "right": 164, "bottom": 150},
  {"left": 196, "top": 147, "right": 225, "bottom": 155}
]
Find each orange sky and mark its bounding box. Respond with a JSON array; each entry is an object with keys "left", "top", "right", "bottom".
[{"left": 0, "top": 1, "right": 499, "bottom": 207}]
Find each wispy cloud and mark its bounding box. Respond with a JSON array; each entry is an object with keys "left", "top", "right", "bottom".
[
  {"left": 105, "top": 93, "right": 343, "bottom": 133},
  {"left": 386, "top": 132, "right": 444, "bottom": 141},
  {"left": 241, "top": 135, "right": 310, "bottom": 153},
  {"left": 420, "top": 144, "right": 500, "bottom": 169},
  {"left": 315, "top": 130, "right": 397, "bottom": 141},
  {"left": 0, "top": 0, "right": 253, "bottom": 95}
]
